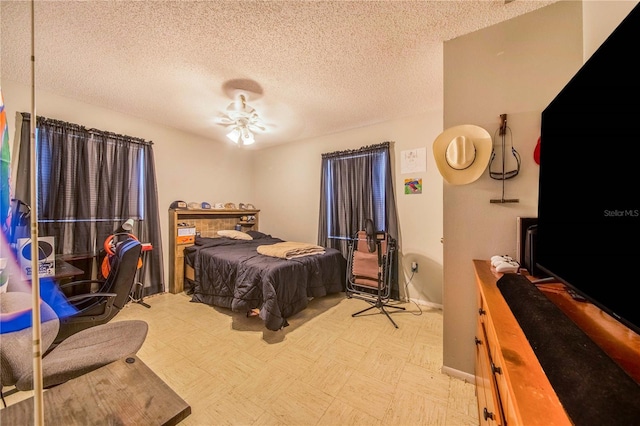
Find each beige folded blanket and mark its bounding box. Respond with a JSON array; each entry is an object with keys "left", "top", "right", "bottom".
[{"left": 257, "top": 241, "right": 326, "bottom": 259}]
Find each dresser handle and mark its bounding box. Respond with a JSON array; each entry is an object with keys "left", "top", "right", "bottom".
[
  {"left": 483, "top": 407, "right": 494, "bottom": 421},
  {"left": 475, "top": 337, "right": 482, "bottom": 346},
  {"left": 491, "top": 362, "right": 502, "bottom": 375},
  {"left": 478, "top": 308, "right": 486, "bottom": 315}
]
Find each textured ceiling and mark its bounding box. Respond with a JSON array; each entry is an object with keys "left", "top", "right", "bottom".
[{"left": 1, "top": 1, "right": 557, "bottom": 149}]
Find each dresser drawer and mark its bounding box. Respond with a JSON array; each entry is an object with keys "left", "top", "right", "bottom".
[{"left": 476, "top": 316, "right": 504, "bottom": 425}]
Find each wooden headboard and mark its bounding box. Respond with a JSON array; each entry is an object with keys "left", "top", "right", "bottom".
[{"left": 168, "top": 208, "right": 260, "bottom": 293}]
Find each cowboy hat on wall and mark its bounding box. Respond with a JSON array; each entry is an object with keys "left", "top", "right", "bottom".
[{"left": 433, "top": 124, "right": 492, "bottom": 185}]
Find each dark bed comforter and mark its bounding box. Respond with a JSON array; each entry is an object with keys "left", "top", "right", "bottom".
[{"left": 184, "top": 235, "right": 346, "bottom": 330}]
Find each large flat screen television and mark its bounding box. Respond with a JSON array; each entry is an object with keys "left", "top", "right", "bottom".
[{"left": 537, "top": 4, "right": 640, "bottom": 336}]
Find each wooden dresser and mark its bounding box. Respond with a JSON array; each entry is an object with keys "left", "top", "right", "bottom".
[
  {"left": 168, "top": 208, "right": 259, "bottom": 293},
  {"left": 474, "top": 259, "right": 570, "bottom": 426},
  {"left": 473, "top": 259, "right": 640, "bottom": 425}
]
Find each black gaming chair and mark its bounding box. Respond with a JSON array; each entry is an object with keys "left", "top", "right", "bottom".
[{"left": 53, "top": 237, "right": 142, "bottom": 343}]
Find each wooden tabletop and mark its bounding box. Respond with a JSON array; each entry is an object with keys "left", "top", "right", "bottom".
[
  {"left": 0, "top": 356, "right": 191, "bottom": 425},
  {"left": 54, "top": 259, "right": 85, "bottom": 280},
  {"left": 474, "top": 260, "right": 640, "bottom": 425},
  {"left": 536, "top": 282, "right": 640, "bottom": 383}
]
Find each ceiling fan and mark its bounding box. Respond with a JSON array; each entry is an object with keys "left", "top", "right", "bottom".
[{"left": 215, "top": 93, "right": 267, "bottom": 146}]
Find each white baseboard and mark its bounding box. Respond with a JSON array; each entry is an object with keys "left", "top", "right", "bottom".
[
  {"left": 441, "top": 365, "right": 476, "bottom": 385},
  {"left": 408, "top": 297, "right": 443, "bottom": 310}
]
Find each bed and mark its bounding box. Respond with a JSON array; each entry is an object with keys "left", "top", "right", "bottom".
[{"left": 184, "top": 230, "right": 346, "bottom": 330}]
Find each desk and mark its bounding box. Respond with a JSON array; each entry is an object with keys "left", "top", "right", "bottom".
[
  {"left": 57, "top": 252, "right": 95, "bottom": 282},
  {"left": 54, "top": 259, "right": 85, "bottom": 281},
  {"left": 0, "top": 356, "right": 191, "bottom": 425},
  {"left": 54, "top": 258, "right": 87, "bottom": 297}
]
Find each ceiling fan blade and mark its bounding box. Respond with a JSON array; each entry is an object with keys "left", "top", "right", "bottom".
[
  {"left": 248, "top": 122, "right": 267, "bottom": 132},
  {"left": 214, "top": 116, "right": 234, "bottom": 125},
  {"left": 214, "top": 92, "right": 272, "bottom": 135}
]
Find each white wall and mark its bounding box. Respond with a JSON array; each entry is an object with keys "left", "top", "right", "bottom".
[
  {"left": 252, "top": 111, "right": 445, "bottom": 307},
  {"left": 582, "top": 1, "right": 638, "bottom": 61},
  {"left": 3, "top": 78, "right": 445, "bottom": 306},
  {"left": 441, "top": 0, "right": 639, "bottom": 379},
  {"left": 441, "top": 0, "right": 584, "bottom": 378},
  {"left": 2, "top": 79, "right": 254, "bottom": 290}
]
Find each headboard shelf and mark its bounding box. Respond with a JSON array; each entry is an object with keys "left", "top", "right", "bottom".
[{"left": 168, "top": 208, "right": 260, "bottom": 293}]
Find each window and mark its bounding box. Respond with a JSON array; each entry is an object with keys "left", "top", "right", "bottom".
[
  {"left": 318, "top": 142, "right": 399, "bottom": 299},
  {"left": 318, "top": 142, "right": 398, "bottom": 256},
  {"left": 14, "top": 114, "right": 164, "bottom": 295},
  {"left": 36, "top": 130, "right": 146, "bottom": 226}
]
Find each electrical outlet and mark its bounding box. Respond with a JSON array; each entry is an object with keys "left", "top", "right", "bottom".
[{"left": 411, "top": 261, "right": 418, "bottom": 272}]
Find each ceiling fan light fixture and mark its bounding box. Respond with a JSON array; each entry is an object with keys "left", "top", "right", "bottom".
[
  {"left": 226, "top": 94, "right": 254, "bottom": 115},
  {"left": 242, "top": 127, "right": 255, "bottom": 145},
  {"left": 217, "top": 91, "right": 266, "bottom": 146},
  {"left": 226, "top": 127, "right": 242, "bottom": 144},
  {"left": 226, "top": 124, "right": 255, "bottom": 146}
]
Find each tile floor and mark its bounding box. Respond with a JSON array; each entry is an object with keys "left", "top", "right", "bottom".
[{"left": 3, "top": 291, "right": 479, "bottom": 425}]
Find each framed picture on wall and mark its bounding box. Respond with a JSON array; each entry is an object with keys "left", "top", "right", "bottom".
[{"left": 404, "top": 178, "right": 422, "bottom": 194}]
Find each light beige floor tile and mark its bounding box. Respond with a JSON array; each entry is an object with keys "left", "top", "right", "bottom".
[
  {"left": 265, "top": 379, "right": 334, "bottom": 425},
  {"left": 136, "top": 338, "right": 185, "bottom": 371},
  {"left": 356, "top": 347, "right": 406, "bottom": 387},
  {"left": 396, "top": 362, "right": 451, "bottom": 405},
  {"left": 298, "top": 356, "right": 357, "bottom": 398},
  {"left": 169, "top": 328, "right": 240, "bottom": 362},
  {"left": 317, "top": 337, "right": 369, "bottom": 366},
  {"left": 265, "top": 344, "right": 318, "bottom": 379},
  {"left": 146, "top": 315, "right": 200, "bottom": 344},
  {"left": 194, "top": 349, "right": 265, "bottom": 391},
  {"left": 416, "top": 310, "right": 444, "bottom": 335},
  {"left": 383, "top": 386, "right": 448, "bottom": 425},
  {"left": 307, "top": 306, "right": 352, "bottom": 332},
  {"left": 187, "top": 390, "right": 266, "bottom": 426},
  {"left": 3, "top": 292, "right": 479, "bottom": 426},
  {"left": 148, "top": 353, "right": 216, "bottom": 398},
  {"left": 337, "top": 318, "right": 383, "bottom": 348},
  {"left": 178, "top": 377, "right": 233, "bottom": 411},
  {"left": 446, "top": 379, "right": 479, "bottom": 424},
  {"left": 178, "top": 399, "right": 228, "bottom": 426},
  {"left": 368, "top": 335, "right": 413, "bottom": 360},
  {"left": 445, "top": 409, "right": 482, "bottom": 426},
  {"left": 229, "top": 364, "right": 297, "bottom": 411},
  {"left": 316, "top": 399, "right": 382, "bottom": 426},
  {"left": 285, "top": 327, "right": 340, "bottom": 361},
  {"left": 251, "top": 409, "right": 291, "bottom": 426},
  {"left": 408, "top": 340, "right": 444, "bottom": 373},
  {"left": 335, "top": 372, "right": 395, "bottom": 420},
  {"left": 241, "top": 335, "right": 288, "bottom": 363}
]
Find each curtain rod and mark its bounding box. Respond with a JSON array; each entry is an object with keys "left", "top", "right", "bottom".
[
  {"left": 322, "top": 141, "right": 391, "bottom": 159},
  {"left": 20, "top": 112, "right": 153, "bottom": 146}
]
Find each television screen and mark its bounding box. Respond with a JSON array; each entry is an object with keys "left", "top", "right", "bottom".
[{"left": 537, "top": 4, "right": 640, "bottom": 336}]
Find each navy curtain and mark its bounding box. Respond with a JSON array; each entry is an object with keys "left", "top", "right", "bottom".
[
  {"left": 14, "top": 113, "right": 164, "bottom": 296},
  {"left": 318, "top": 141, "right": 399, "bottom": 298}
]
